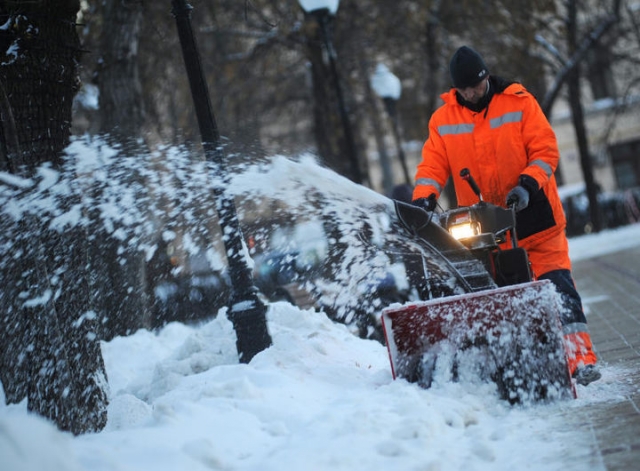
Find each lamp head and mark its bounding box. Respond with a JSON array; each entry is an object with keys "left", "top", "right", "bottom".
[
  {"left": 297, "top": 0, "right": 339, "bottom": 15},
  {"left": 371, "top": 63, "right": 401, "bottom": 100}
]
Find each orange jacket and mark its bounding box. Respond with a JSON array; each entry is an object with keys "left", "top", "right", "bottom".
[{"left": 413, "top": 79, "right": 566, "bottom": 246}]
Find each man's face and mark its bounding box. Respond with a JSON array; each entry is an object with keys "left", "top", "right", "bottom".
[{"left": 456, "top": 77, "right": 489, "bottom": 104}]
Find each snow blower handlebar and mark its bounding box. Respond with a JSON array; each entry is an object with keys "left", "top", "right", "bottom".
[{"left": 394, "top": 168, "right": 530, "bottom": 286}]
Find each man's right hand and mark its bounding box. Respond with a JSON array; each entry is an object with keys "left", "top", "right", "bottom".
[{"left": 412, "top": 194, "right": 437, "bottom": 212}]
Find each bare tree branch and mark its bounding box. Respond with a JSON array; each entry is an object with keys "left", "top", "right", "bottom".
[{"left": 541, "top": 1, "right": 621, "bottom": 116}]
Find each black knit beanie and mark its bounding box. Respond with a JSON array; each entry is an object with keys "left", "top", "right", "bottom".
[{"left": 449, "top": 46, "right": 489, "bottom": 89}]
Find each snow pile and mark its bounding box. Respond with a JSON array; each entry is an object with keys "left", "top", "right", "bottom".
[
  {"left": 1, "top": 299, "right": 620, "bottom": 471},
  {"left": 569, "top": 222, "right": 640, "bottom": 261},
  {"left": 0, "top": 413, "right": 85, "bottom": 471}
]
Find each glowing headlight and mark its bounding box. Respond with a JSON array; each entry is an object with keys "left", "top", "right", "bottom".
[
  {"left": 447, "top": 212, "right": 481, "bottom": 240},
  {"left": 449, "top": 222, "right": 480, "bottom": 240}
]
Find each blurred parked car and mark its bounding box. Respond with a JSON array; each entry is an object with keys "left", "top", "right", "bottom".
[
  {"left": 250, "top": 219, "right": 409, "bottom": 332},
  {"left": 147, "top": 236, "right": 231, "bottom": 329},
  {"left": 559, "top": 183, "right": 639, "bottom": 236}
]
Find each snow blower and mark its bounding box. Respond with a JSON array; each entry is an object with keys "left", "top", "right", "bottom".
[{"left": 382, "top": 169, "right": 575, "bottom": 404}]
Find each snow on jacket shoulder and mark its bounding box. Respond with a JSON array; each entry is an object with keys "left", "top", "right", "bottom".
[{"left": 414, "top": 81, "right": 566, "bottom": 243}]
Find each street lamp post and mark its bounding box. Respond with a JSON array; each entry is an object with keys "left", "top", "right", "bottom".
[
  {"left": 171, "top": 0, "right": 271, "bottom": 363},
  {"left": 371, "top": 63, "right": 411, "bottom": 186},
  {"left": 298, "top": 0, "right": 362, "bottom": 185}
]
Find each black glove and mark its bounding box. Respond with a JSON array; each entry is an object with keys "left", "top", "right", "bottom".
[
  {"left": 506, "top": 186, "right": 529, "bottom": 212},
  {"left": 412, "top": 193, "right": 437, "bottom": 212}
]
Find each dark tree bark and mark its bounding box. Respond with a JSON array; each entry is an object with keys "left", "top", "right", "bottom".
[
  {"left": 0, "top": 1, "right": 80, "bottom": 174},
  {"left": 98, "top": 0, "right": 146, "bottom": 138},
  {"left": 300, "top": 11, "right": 364, "bottom": 184},
  {"left": 0, "top": 0, "right": 108, "bottom": 434},
  {"left": 423, "top": 0, "right": 443, "bottom": 119},
  {"left": 567, "top": 67, "right": 603, "bottom": 232},
  {"left": 565, "top": 0, "right": 610, "bottom": 233}
]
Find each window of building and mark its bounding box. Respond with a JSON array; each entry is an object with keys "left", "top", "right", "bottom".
[
  {"left": 586, "top": 43, "right": 616, "bottom": 100},
  {"left": 609, "top": 139, "right": 640, "bottom": 189}
]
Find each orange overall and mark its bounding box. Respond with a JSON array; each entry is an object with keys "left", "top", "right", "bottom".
[{"left": 413, "top": 79, "right": 597, "bottom": 374}]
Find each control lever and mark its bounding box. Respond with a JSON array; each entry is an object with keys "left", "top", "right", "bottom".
[{"left": 460, "top": 168, "right": 483, "bottom": 202}]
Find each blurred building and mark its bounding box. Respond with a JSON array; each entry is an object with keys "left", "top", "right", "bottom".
[{"left": 551, "top": 96, "right": 640, "bottom": 192}]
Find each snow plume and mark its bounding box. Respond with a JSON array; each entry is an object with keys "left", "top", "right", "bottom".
[
  {"left": 0, "top": 138, "right": 425, "bottom": 343},
  {"left": 0, "top": 136, "right": 492, "bottom": 349},
  {"left": 227, "top": 154, "right": 476, "bottom": 339},
  {"left": 0, "top": 142, "right": 498, "bottom": 359}
]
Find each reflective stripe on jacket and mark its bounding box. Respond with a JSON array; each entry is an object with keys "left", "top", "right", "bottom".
[{"left": 413, "top": 82, "right": 566, "bottom": 245}]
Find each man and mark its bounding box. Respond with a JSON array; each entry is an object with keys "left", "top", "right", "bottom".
[{"left": 412, "top": 45, "right": 601, "bottom": 386}]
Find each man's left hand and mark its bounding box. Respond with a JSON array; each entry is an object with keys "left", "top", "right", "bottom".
[{"left": 506, "top": 186, "right": 529, "bottom": 212}]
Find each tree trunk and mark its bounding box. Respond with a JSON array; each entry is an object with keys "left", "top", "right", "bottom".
[
  {"left": 98, "top": 0, "right": 146, "bottom": 138},
  {"left": 301, "top": 11, "right": 363, "bottom": 184},
  {"left": 567, "top": 69, "right": 603, "bottom": 232},
  {"left": 0, "top": 1, "right": 80, "bottom": 174},
  {"left": 424, "top": 0, "right": 443, "bottom": 118},
  {"left": 566, "top": 0, "right": 603, "bottom": 233},
  {"left": 0, "top": 0, "right": 108, "bottom": 434}
]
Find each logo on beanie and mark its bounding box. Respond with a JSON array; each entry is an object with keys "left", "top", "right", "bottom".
[{"left": 478, "top": 69, "right": 487, "bottom": 78}]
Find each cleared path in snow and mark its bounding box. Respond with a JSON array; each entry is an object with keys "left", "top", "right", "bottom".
[{"left": 563, "top": 240, "right": 640, "bottom": 470}]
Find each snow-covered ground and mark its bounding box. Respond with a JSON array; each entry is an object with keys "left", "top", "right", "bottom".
[
  {"left": 2, "top": 139, "right": 640, "bottom": 471},
  {"left": 2, "top": 222, "right": 640, "bottom": 471}
]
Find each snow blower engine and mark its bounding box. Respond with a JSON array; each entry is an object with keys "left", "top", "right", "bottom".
[{"left": 442, "top": 168, "right": 532, "bottom": 287}]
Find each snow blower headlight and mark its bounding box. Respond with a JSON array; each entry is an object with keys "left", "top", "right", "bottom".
[{"left": 447, "top": 212, "right": 481, "bottom": 240}]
